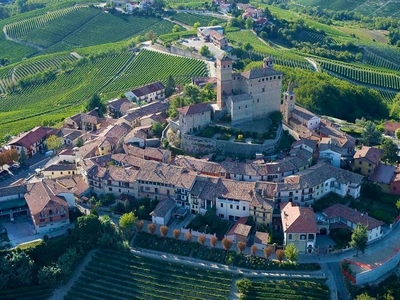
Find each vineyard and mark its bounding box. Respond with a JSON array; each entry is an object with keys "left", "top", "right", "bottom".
[
  {"left": 226, "top": 29, "right": 273, "bottom": 53},
  {"left": 363, "top": 47, "right": 400, "bottom": 72},
  {"left": 172, "top": 13, "right": 224, "bottom": 27},
  {"left": 237, "top": 279, "right": 330, "bottom": 300},
  {"left": 3, "top": 6, "right": 175, "bottom": 52},
  {"left": 0, "top": 49, "right": 207, "bottom": 136},
  {"left": 0, "top": 285, "right": 53, "bottom": 300},
  {"left": 316, "top": 58, "right": 400, "bottom": 92},
  {"left": 165, "top": 0, "right": 205, "bottom": 8},
  {"left": 65, "top": 249, "right": 233, "bottom": 300},
  {"left": 102, "top": 49, "right": 208, "bottom": 94},
  {"left": 296, "top": 30, "right": 327, "bottom": 44}
]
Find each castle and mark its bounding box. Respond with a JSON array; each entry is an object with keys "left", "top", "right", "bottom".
[{"left": 215, "top": 55, "right": 283, "bottom": 124}]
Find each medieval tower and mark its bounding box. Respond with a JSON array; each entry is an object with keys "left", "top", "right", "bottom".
[{"left": 282, "top": 82, "right": 295, "bottom": 123}]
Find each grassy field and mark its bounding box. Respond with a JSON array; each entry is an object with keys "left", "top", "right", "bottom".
[
  {"left": 172, "top": 12, "right": 225, "bottom": 27},
  {"left": 65, "top": 249, "right": 233, "bottom": 300},
  {"left": 0, "top": 49, "right": 207, "bottom": 136}
]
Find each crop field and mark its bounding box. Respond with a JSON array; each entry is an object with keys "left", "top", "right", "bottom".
[
  {"left": 102, "top": 49, "right": 207, "bottom": 94},
  {"left": 0, "top": 49, "right": 207, "bottom": 136},
  {"left": 65, "top": 249, "right": 233, "bottom": 300},
  {"left": 317, "top": 59, "right": 400, "bottom": 92},
  {"left": 173, "top": 13, "right": 224, "bottom": 27},
  {"left": 296, "top": 30, "right": 326, "bottom": 44},
  {"left": 238, "top": 279, "right": 330, "bottom": 300},
  {"left": 3, "top": 6, "right": 175, "bottom": 53},
  {"left": 249, "top": 51, "right": 313, "bottom": 71},
  {"left": 363, "top": 46, "right": 400, "bottom": 72},
  {"left": 165, "top": 0, "right": 205, "bottom": 8},
  {"left": 226, "top": 29, "right": 273, "bottom": 53},
  {"left": 0, "top": 285, "right": 53, "bottom": 300}
]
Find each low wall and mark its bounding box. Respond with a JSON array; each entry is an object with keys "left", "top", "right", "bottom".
[
  {"left": 181, "top": 125, "right": 282, "bottom": 156},
  {"left": 181, "top": 228, "right": 216, "bottom": 239},
  {"left": 170, "top": 45, "right": 204, "bottom": 60}
]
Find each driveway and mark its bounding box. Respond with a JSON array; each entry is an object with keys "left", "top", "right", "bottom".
[{"left": 2, "top": 216, "right": 35, "bottom": 242}]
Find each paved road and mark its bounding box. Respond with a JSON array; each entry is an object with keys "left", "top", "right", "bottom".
[{"left": 328, "top": 262, "right": 349, "bottom": 300}]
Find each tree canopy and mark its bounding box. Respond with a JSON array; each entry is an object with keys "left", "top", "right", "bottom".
[
  {"left": 361, "top": 121, "right": 382, "bottom": 146},
  {"left": 381, "top": 138, "right": 398, "bottom": 164},
  {"left": 284, "top": 243, "right": 299, "bottom": 262},
  {"left": 349, "top": 223, "right": 368, "bottom": 256},
  {"left": 86, "top": 94, "right": 106, "bottom": 118},
  {"left": 45, "top": 135, "right": 63, "bottom": 151}
]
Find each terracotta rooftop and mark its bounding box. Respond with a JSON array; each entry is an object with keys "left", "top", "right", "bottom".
[
  {"left": 130, "top": 81, "right": 165, "bottom": 98},
  {"left": 8, "top": 126, "right": 48, "bottom": 149},
  {"left": 353, "top": 146, "right": 383, "bottom": 165},
  {"left": 150, "top": 198, "right": 176, "bottom": 218},
  {"left": 177, "top": 103, "right": 211, "bottom": 116},
  {"left": 323, "top": 203, "right": 383, "bottom": 230},
  {"left": 254, "top": 231, "right": 269, "bottom": 245},
  {"left": 281, "top": 202, "right": 318, "bottom": 233}
]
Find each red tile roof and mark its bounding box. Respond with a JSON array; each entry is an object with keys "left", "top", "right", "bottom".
[
  {"left": 323, "top": 203, "right": 383, "bottom": 230},
  {"left": 130, "top": 81, "right": 165, "bottom": 98},
  {"left": 177, "top": 103, "right": 211, "bottom": 116},
  {"left": 281, "top": 202, "right": 318, "bottom": 233},
  {"left": 353, "top": 146, "right": 383, "bottom": 165},
  {"left": 8, "top": 126, "right": 48, "bottom": 149}
]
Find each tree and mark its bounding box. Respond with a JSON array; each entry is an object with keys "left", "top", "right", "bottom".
[
  {"left": 250, "top": 244, "right": 258, "bottom": 256},
  {"left": 184, "top": 84, "right": 201, "bottom": 103},
  {"left": 210, "top": 236, "right": 218, "bottom": 248},
  {"left": 381, "top": 138, "right": 398, "bottom": 164},
  {"left": 38, "top": 265, "right": 61, "bottom": 286},
  {"left": 350, "top": 223, "right": 368, "bottom": 256},
  {"left": 198, "top": 234, "right": 206, "bottom": 246},
  {"left": 145, "top": 30, "right": 157, "bottom": 41},
  {"left": 159, "top": 225, "right": 168, "bottom": 237},
  {"left": 356, "top": 293, "right": 376, "bottom": 300},
  {"left": 19, "top": 148, "right": 26, "bottom": 164},
  {"left": 76, "top": 138, "right": 84, "bottom": 147},
  {"left": 396, "top": 128, "right": 400, "bottom": 140},
  {"left": 119, "top": 212, "right": 137, "bottom": 235},
  {"left": 2, "top": 251, "right": 34, "bottom": 288},
  {"left": 136, "top": 220, "right": 144, "bottom": 232},
  {"left": 184, "top": 231, "right": 192, "bottom": 241},
  {"left": 237, "top": 241, "right": 246, "bottom": 253},
  {"left": 243, "top": 42, "right": 253, "bottom": 52},
  {"left": 396, "top": 199, "right": 400, "bottom": 212},
  {"left": 245, "top": 18, "right": 253, "bottom": 29},
  {"left": 284, "top": 244, "right": 299, "bottom": 262},
  {"left": 152, "top": 0, "right": 165, "bottom": 11},
  {"left": 193, "top": 21, "right": 200, "bottom": 29},
  {"left": 1, "top": 149, "right": 19, "bottom": 164},
  {"left": 45, "top": 135, "right": 63, "bottom": 152},
  {"left": 86, "top": 94, "right": 106, "bottom": 118},
  {"left": 165, "top": 75, "right": 176, "bottom": 97},
  {"left": 208, "top": 19, "right": 219, "bottom": 26},
  {"left": 221, "top": 238, "right": 233, "bottom": 251},
  {"left": 263, "top": 246, "right": 273, "bottom": 260},
  {"left": 200, "top": 45, "right": 211, "bottom": 57},
  {"left": 147, "top": 223, "right": 156, "bottom": 235},
  {"left": 361, "top": 121, "right": 382, "bottom": 146},
  {"left": 173, "top": 229, "right": 181, "bottom": 239},
  {"left": 172, "top": 24, "right": 180, "bottom": 33},
  {"left": 276, "top": 249, "right": 285, "bottom": 263},
  {"left": 151, "top": 122, "right": 164, "bottom": 138}
]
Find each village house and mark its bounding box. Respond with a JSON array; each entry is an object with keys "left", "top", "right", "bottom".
[
  {"left": 254, "top": 231, "right": 270, "bottom": 250},
  {"left": 120, "top": 101, "right": 168, "bottom": 128},
  {"left": 226, "top": 217, "right": 252, "bottom": 243},
  {"left": 0, "top": 185, "right": 29, "bottom": 221},
  {"left": 174, "top": 155, "right": 222, "bottom": 177},
  {"left": 7, "top": 126, "right": 49, "bottom": 157},
  {"left": 323, "top": 203, "right": 383, "bottom": 242},
  {"left": 281, "top": 202, "right": 318, "bottom": 254},
  {"left": 352, "top": 146, "right": 383, "bottom": 178},
  {"left": 125, "top": 81, "right": 165, "bottom": 103},
  {"left": 178, "top": 103, "right": 212, "bottom": 135},
  {"left": 384, "top": 121, "right": 400, "bottom": 136},
  {"left": 65, "top": 109, "right": 104, "bottom": 132},
  {"left": 150, "top": 198, "right": 176, "bottom": 225},
  {"left": 107, "top": 97, "right": 136, "bottom": 117},
  {"left": 42, "top": 164, "right": 78, "bottom": 179},
  {"left": 318, "top": 120, "right": 355, "bottom": 158},
  {"left": 25, "top": 180, "right": 72, "bottom": 234}
]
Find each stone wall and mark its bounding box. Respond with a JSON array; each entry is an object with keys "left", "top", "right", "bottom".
[{"left": 181, "top": 125, "right": 282, "bottom": 156}]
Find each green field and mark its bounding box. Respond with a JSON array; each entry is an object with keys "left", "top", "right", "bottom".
[
  {"left": 65, "top": 249, "right": 233, "bottom": 300},
  {"left": 0, "top": 49, "right": 207, "bottom": 136}
]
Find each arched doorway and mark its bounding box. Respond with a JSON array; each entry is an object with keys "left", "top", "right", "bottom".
[{"left": 320, "top": 227, "right": 327, "bottom": 235}]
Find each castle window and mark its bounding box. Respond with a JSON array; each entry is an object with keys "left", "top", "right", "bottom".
[
  {"left": 257, "top": 99, "right": 259, "bottom": 102},
  {"left": 290, "top": 96, "right": 293, "bottom": 100},
  {"left": 262, "top": 88, "right": 265, "bottom": 92},
  {"left": 278, "top": 76, "right": 281, "bottom": 79},
  {"left": 274, "top": 76, "right": 276, "bottom": 79},
  {"left": 262, "top": 78, "right": 265, "bottom": 81}
]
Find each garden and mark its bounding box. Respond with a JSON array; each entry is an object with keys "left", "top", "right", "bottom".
[
  {"left": 65, "top": 249, "right": 233, "bottom": 300},
  {"left": 185, "top": 207, "right": 232, "bottom": 238}
]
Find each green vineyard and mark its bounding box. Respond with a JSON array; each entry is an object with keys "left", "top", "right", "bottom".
[
  {"left": 0, "top": 285, "right": 53, "bottom": 300},
  {"left": 102, "top": 49, "right": 208, "bottom": 94},
  {"left": 0, "top": 49, "right": 207, "bottom": 136},
  {"left": 238, "top": 279, "right": 330, "bottom": 300},
  {"left": 173, "top": 13, "right": 224, "bottom": 27},
  {"left": 250, "top": 51, "right": 313, "bottom": 71},
  {"left": 65, "top": 249, "right": 233, "bottom": 300},
  {"left": 296, "top": 30, "right": 327, "bottom": 44},
  {"left": 317, "top": 58, "right": 400, "bottom": 91},
  {"left": 363, "top": 47, "right": 400, "bottom": 72}
]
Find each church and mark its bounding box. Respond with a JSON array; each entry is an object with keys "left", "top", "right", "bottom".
[{"left": 214, "top": 54, "right": 283, "bottom": 125}]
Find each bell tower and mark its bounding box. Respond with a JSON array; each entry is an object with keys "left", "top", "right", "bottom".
[
  {"left": 216, "top": 54, "right": 233, "bottom": 108},
  {"left": 282, "top": 82, "right": 295, "bottom": 123}
]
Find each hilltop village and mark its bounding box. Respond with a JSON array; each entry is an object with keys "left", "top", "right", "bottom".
[{"left": 1, "top": 0, "right": 400, "bottom": 298}]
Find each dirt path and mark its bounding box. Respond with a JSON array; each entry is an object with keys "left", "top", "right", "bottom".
[
  {"left": 2, "top": 26, "right": 44, "bottom": 51},
  {"left": 229, "top": 279, "right": 240, "bottom": 300},
  {"left": 305, "top": 57, "right": 319, "bottom": 72},
  {"left": 50, "top": 249, "right": 98, "bottom": 300}
]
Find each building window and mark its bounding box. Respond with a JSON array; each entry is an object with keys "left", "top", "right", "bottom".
[
  {"left": 288, "top": 234, "right": 292, "bottom": 239},
  {"left": 359, "top": 161, "right": 362, "bottom": 165},
  {"left": 243, "top": 206, "right": 246, "bottom": 211},
  {"left": 220, "top": 203, "right": 223, "bottom": 208},
  {"left": 230, "top": 204, "right": 233, "bottom": 209},
  {"left": 236, "top": 205, "right": 239, "bottom": 210},
  {"left": 40, "top": 218, "right": 45, "bottom": 223},
  {"left": 109, "top": 187, "right": 112, "bottom": 191}
]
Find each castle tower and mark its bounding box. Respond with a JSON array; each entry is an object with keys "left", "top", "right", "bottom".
[
  {"left": 263, "top": 56, "right": 274, "bottom": 69},
  {"left": 282, "top": 82, "right": 295, "bottom": 123},
  {"left": 216, "top": 54, "right": 233, "bottom": 108}
]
